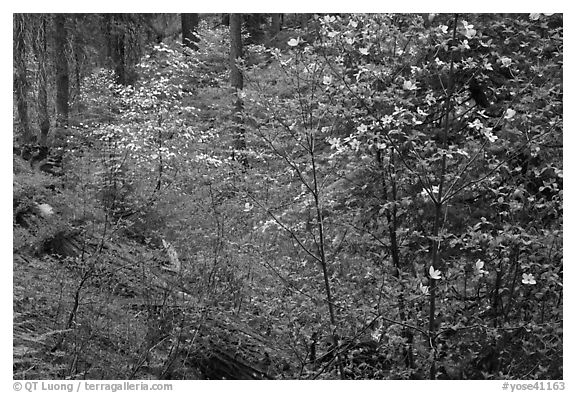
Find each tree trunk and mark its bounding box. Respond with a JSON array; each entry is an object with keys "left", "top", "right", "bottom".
[
  {"left": 270, "top": 14, "right": 281, "bottom": 47},
  {"left": 271, "top": 14, "right": 281, "bottom": 36},
  {"left": 73, "top": 45, "right": 82, "bottom": 105},
  {"left": 308, "top": 133, "right": 344, "bottom": 378},
  {"left": 221, "top": 14, "right": 230, "bottom": 27},
  {"left": 229, "top": 14, "right": 247, "bottom": 167},
  {"left": 230, "top": 14, "right": 243, "bottom": 90},
  {"left": 33, "top": 15, "right": 50, "bottom": 145},
  {"left": 181, "top": 13, "right": 200, "bottom": 51},
  {"left": 71, "top": 15, "right": 85, "bottom": 108},
  {"left": 54, "top": 14, "right": 69, "bottom": 128},
  {"left": 244, "top": 14, "right": 263, "bottom": 44},
  {"left": 108, "top": 14, "right": 126, "bottom": 85},
  {"left": 13, "top": 14, "right": 33, "bottom": 144},
  {"left": 375, "top": 148, "right": 415, "bottom": 371},
  {"left": 427, "top": 13, "right": 459, "bottom": 380}
]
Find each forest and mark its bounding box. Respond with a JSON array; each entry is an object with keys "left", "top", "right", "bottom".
[{"left": 12, "top": 13, "right": 563, "bottom": 380}]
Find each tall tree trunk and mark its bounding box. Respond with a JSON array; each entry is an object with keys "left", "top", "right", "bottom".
[
  {"left": 244, "top": 14, "right": 263, "bottom": 44},
  {"left": 73, "top": 45, "right": 82, "bottom": 105},
  {"left": 54, "top": 14, "right": 69, "bottom": 128},
  {"left": 229, "top": 14, "right": 247, "bottom": 168},
  {"left": 71, "top": 15, "right": 85, "bottom": 107},
  {"left": 230, "top": 14, "right": 243, "bottom": 91},
  {"left": 270, "top": 14, "right": 281, "bottom": 47},
  {"left": 181, "top": 13, "right": 199, "bottom": 51},
  {"left": 271, "top": 14, "right": 281, "bottom": 35},
  {"left": 376, "top": 147, "right": 415, "bottom": 371},
  {"left": 427, "top": 13, "right": 459, "bottom": 380},
  {"left": 308, "top": 134, "right": 345, "bottom": 378},
  {"left": 13, "top": 14, "right": 33, "bottom": 144},
  {"left": 221, "top": 14, "right": 230, "bottom": 27},
  {"left": 108, "top": 14, "right": 126, "bottom": 85},
  {"left": 33, "top": 15, "right": 50, "bottom": 146}
]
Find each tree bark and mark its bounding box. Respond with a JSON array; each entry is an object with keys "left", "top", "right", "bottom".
[
  {"left": 13, "top": 14, "right": 33, "bottom": 144},
  {"left": 54, "top": 14, "right": 69, "bottom": 128},
  {"left": 427, "top": 13, "right": 459, "bottom": 380},
  {"left": 181, "top": 13, "right": 200, "bottom": 51},
  {"left": 33, "top": 15, "right": 50, "bottom": 145},
  {"left": 229, "top": 14, "right": 243, "bottom": 91},
  {"left": 229, "top": 14, "right": 247, "bottom": 167},
  {"left": 271, "top": 14, "right": 281, "bottom": 36},
  {"left": 270, "top": 14, "right": 282, "bottom": 47},
  {"left": 308, "top": 133, "right": 344, "bottom": 378},
  {"left": 107, "top": 14, "right": 126, "bottom": 85},
  {"left": 375, "top": 147, "right": 415, "bottom": 370},
  {"left": 244, "top": 14, "right": 263, "bottom": 44},
  {"left": 71, "top": 15, "right": 85, "bottom": 107},
  {"left": 221, "top": 14, "right": 230, "bottom": 26}
]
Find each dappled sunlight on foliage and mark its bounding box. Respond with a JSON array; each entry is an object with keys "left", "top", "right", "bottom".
[{"left": 13, "top": 13, "right": 561, "bottom": 380}]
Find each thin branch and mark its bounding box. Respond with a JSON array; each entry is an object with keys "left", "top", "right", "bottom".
[{"left": 245, "top": 192, "right": 322, "bottom": 265}]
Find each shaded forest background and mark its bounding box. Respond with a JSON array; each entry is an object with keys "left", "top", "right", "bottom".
[{"left": 12, "top": 13, "right": 562, "bottom": 380}]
